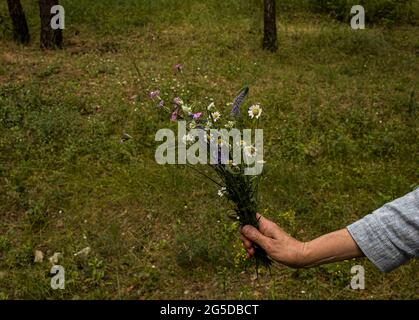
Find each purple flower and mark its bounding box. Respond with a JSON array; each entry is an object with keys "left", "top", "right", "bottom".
[
  {"left": 170, "top": 111, "right": 177, "bottom": 122},
  {"left": 231, "top": 104, "right": 240, "bottom": 117},
  {"left": 173, "top": 97, "right": 183, "bottom": 106},
  {"left": 231, "top": 86, "right": 249, "bottom": 117},
  {"left": 173, "top": 63, "right": 183, "bottom": 73},
  {"left": 157, "top": 100, "right": 165, "bottom": 108},
  {"left": 149, "top": 90, "right": 160, "bottom": 99},
  {"left": 193, "top": 112, "right": 202, "bottom": 120}
]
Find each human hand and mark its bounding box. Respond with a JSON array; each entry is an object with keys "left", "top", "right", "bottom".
[
  {"left": 240, "top": 213, "right": 364, "bottom": 268},
  {"left": 240, "top": 213, "right": 307, "bottom": 268}
]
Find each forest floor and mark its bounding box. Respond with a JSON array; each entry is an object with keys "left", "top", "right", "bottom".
[{"left": 0, "top": 0, "right": 418, "bottom": 299}]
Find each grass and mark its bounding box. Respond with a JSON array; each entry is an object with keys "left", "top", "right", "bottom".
[{"left": 0, "top": 0, "right": 418, "bottom": 299}]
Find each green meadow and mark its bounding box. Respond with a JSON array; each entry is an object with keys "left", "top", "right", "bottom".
[{"left": 0, "top": 0, "right": 418, "bottom": 299}]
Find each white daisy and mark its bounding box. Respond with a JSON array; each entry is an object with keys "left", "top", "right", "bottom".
[
  {"left": 243, "top": 145, "right": 257, "bottom": 158},
  {"left": 212, "top": 111, "right": 221, "bottom": 122},
  {"left": 248, "top": 104, "right": 262, "bottom": 119},
  {"left": 218, "top": 187, "right": 227, "bottom": 197}
]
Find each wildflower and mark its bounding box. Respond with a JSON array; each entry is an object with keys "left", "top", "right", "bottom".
[
  {"left": 225, "top": 120, "right": 235, "bottom": 129},
  {"left": 248, "top": 104, "right": 262, "bottom": 119},
  {"left": 212, "top": 111, "right": 221, "bottom": 122},
  {"left": 243, "top": 145, "right": 257, "bottom": 158},
  {"left": 173, "top": 63, "right": 183, "bottom": 73},
  {"left": 151, "top": 84, "right": 271, "bottom": 268},
  {"left": 149, "top": 90, "right": 160, "bottom": 99},
  {"left": 173, "top": 97, "right": 183, "bottom": 106},
  {"left": 157, "top": 100, "right": 165, "bottom": 108},
  {"left": 231, "top": 86, "right": 249, "bottom": 116}
]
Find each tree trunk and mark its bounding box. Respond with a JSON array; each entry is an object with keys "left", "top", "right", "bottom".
[
  {"left": 39, "top": 0, "right": 63, "bottom": 49},
  {"left": 6, "top": 0, "right": 30, "bottom": 44},
  {"left": 263, "top": 0, "right": 278, "bottom": 52}
]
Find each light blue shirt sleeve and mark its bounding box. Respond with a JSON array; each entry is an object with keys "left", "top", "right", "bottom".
[{"left": 347, "top": 188, "right": 419, "bottom": 272}]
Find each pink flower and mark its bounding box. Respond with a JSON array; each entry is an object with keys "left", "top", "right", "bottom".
[
  {"left": 149, "top": 90, "right": 160, "bottom": 99},
  {"left": 173, "top": 97, "right": 183, "bottom": 106},
  {"left": 173, "top": 64, "right": 183, "bottom": 73},
  {"left": 170, "top": 111, "right": 177, "bottom": 121},
  {"left": 193, "top": 112, "right": 202, "bottom": 120}
]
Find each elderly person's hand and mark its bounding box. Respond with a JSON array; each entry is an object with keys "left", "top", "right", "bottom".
[{"left": 240, "top": 213, "right": 363, "bottom": 268}]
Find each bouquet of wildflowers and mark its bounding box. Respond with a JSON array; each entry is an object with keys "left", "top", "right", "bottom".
[{"left": 150, "top": 84, "right": 271, "bottom": 269}]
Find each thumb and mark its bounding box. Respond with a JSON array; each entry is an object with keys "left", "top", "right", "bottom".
[{"left": 241, "top": 225, "right": 271, "bottom": 251}]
